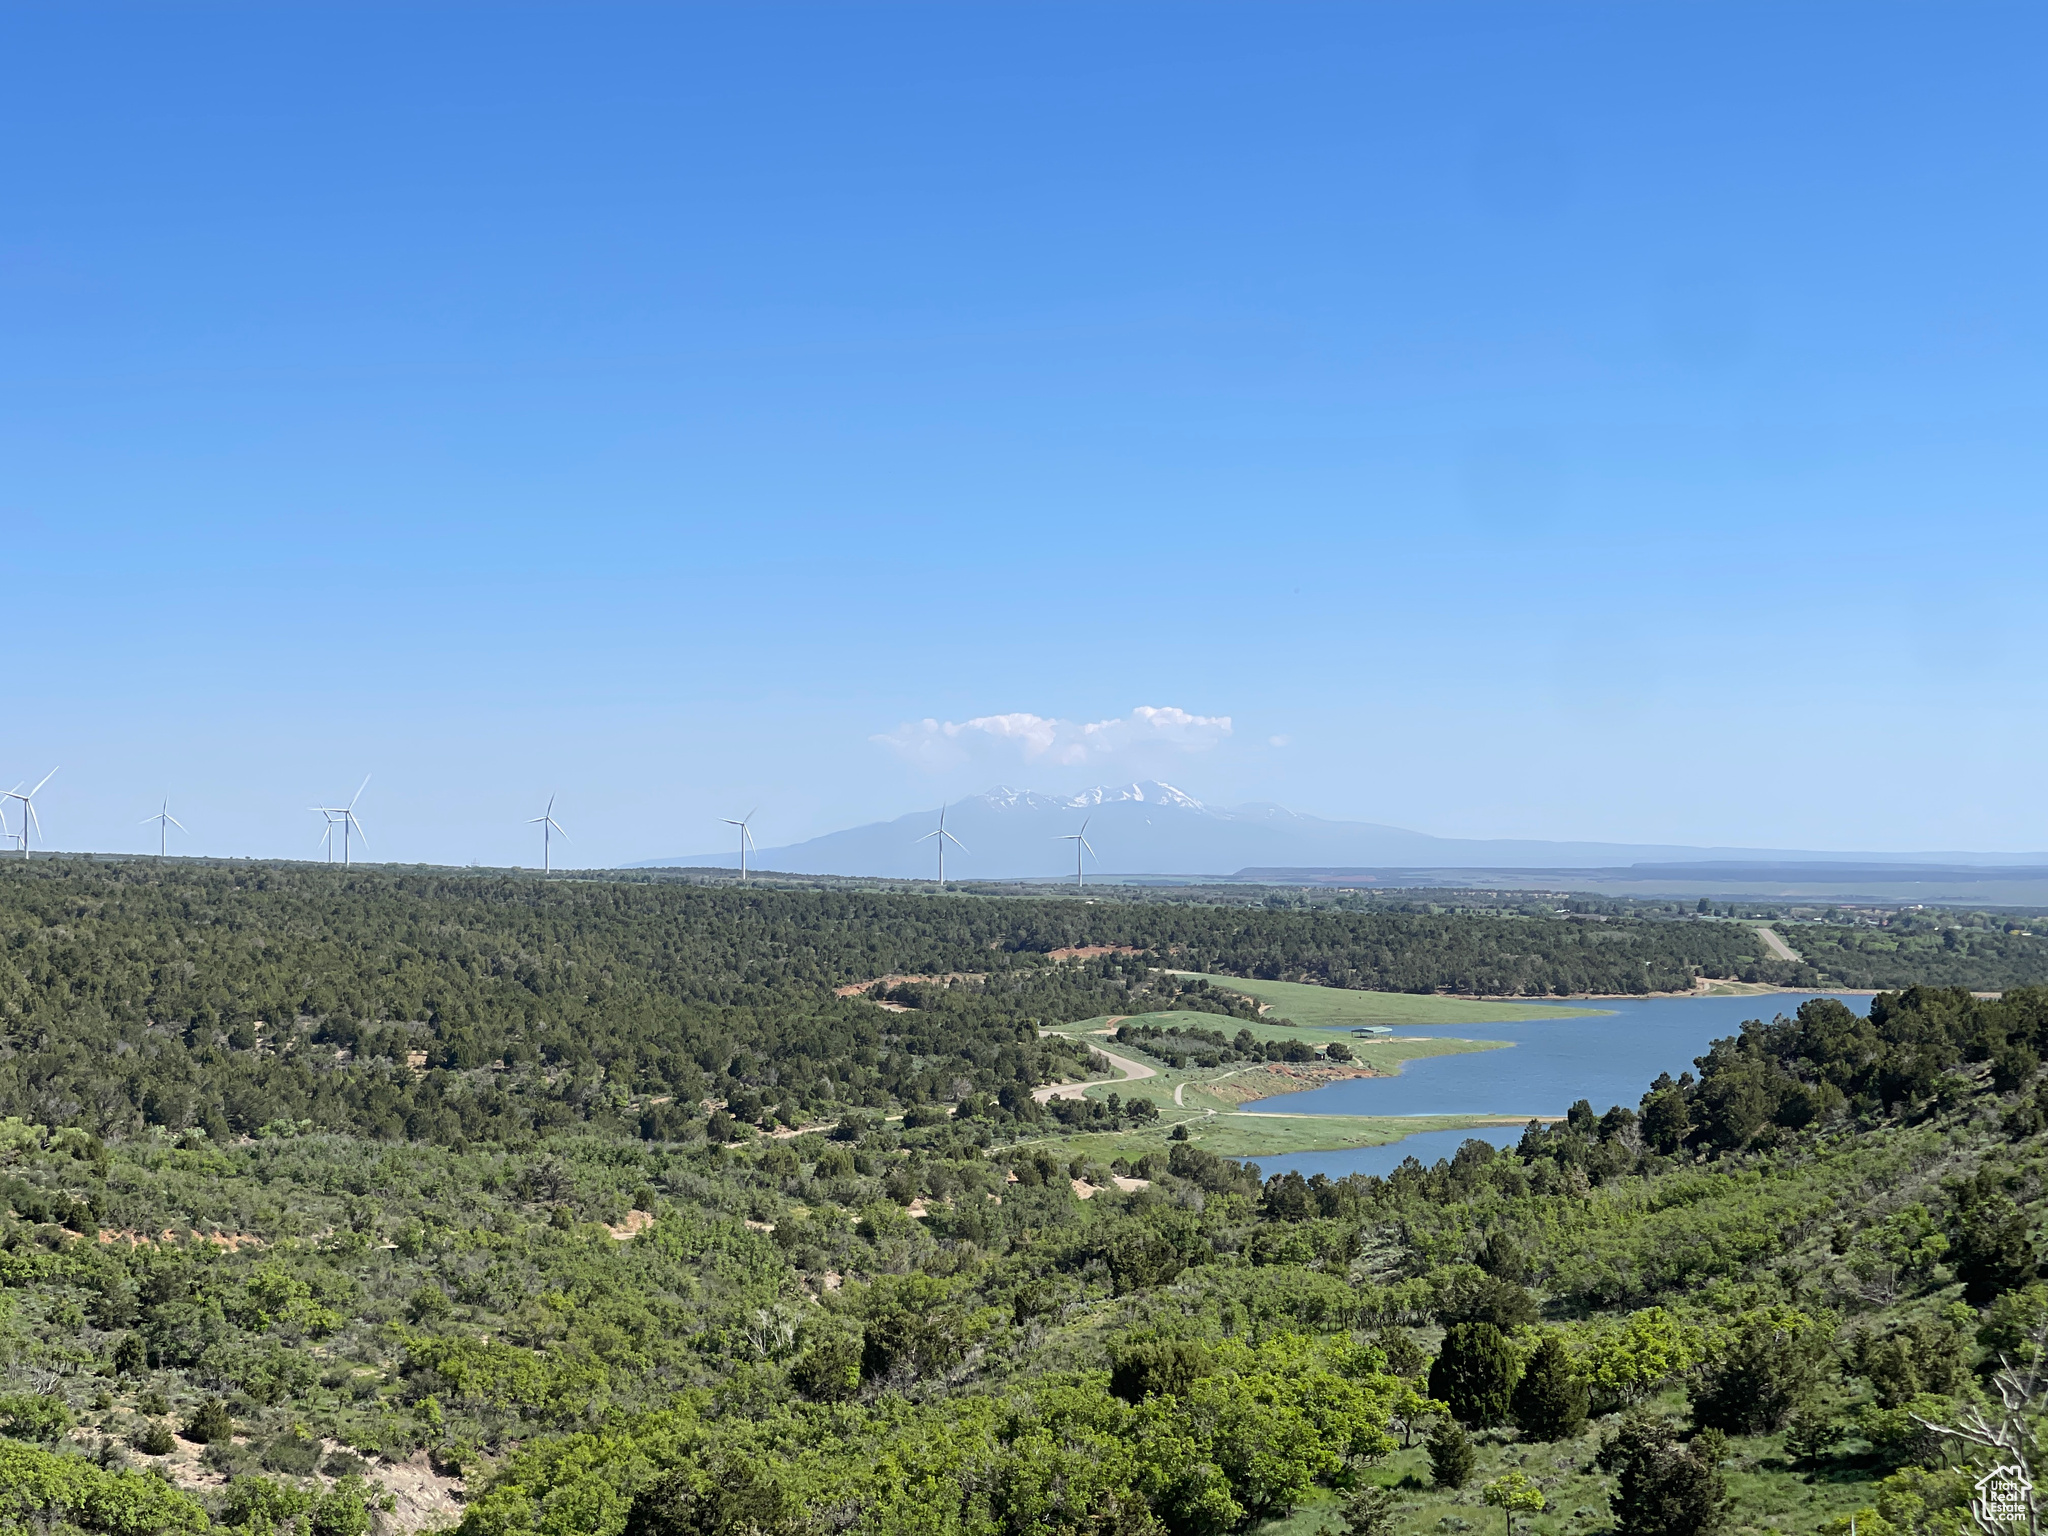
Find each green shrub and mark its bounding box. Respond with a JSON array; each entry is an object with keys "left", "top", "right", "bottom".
[
  {"left": 0, "top": 1438, "right": 208, "bottom": 1534},
  {"left": 788, "top": 1337, "right": 862, "bottom": 1403},
  {"left": 1427, "top": 1417, "right": 1476, "bottom": 1490},
  {"left": 320, "top": 1448, "right": 370, "bottom": 1479},
  {"left": 1598, "top": 1412, "right": 1727, "bottom": 1536},
  {"left": 1691, "top": 1314, "right": 1826, "bottom": 1434},
  {"left": 129, "top": 1421, "right": 175, "bottom": 1456},
  {"left": 180, "top": 1398, "right": 234, "bottom": 1445},
  {"left": 260, "top": 1432, "right": 323, "bottom": 1474},
  {"left": 0, "top": 1393, "right": 72, "bottom": 1443}
]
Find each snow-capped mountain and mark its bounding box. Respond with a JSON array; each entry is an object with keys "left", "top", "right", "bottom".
[
  {"left": 973, "top": 782, "right": 1208, "bottom": 814},
  {"left": 633, "top": 782, "right": 2048, "bottom": 881}
]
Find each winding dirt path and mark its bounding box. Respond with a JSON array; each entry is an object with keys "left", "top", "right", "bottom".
[{"left": 1033, "top": 1024, "right": 1159, "bottom": 1102}]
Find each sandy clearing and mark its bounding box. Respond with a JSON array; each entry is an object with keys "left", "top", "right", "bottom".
[
  {"left": 605, "top": 1209, "right": 655, "bottom": 1241},
  {"left": 96, "top": 1229, "right": 264, "bottom": 1251},
  {"left": 834, "top": 972, "right": 984, "bottom": 997},
  {"left": 125, "top": 1434, "right": 462, "bottom": 1535}
]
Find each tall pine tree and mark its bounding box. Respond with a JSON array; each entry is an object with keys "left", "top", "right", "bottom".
[
  {"left": 1510, "top": 1334, "right": 1588, "bottom": 1441},
  {"left": 1429, "top": 1322, "right": 1520, "bottom": 1427}
]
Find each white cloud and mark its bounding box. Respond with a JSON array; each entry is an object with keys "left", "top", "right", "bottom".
[{"left": 876, "top": 705, "right": 1233, "bottom": 771}]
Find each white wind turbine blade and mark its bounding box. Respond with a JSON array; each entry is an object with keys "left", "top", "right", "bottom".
[
  {"left": 25, "top": 768, "right": 57, "bottom": 799},
  {"left": 549, "top": 819, "right": 568, "bottom": 839},
  {"left": 943, "top": 830, "right": 968, "bottom": 851},
  {"left": 166, "top": 814, "right": 186, "bottom": 833},
  {"left": 349, "top": 774, "right": 370, "bottom": 810},
  {"left": 1080, "top": 837, "right": 1095, "bottom": 857},
  {"left": 348, "top": 815, "right": 368, "bottom": 847}
]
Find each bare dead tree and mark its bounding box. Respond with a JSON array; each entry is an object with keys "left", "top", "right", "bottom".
[{"left": 1911, "top": 1321, "right": 2046, "bottom": 1536}]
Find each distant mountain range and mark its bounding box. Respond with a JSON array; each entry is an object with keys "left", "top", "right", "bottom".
[{"left": 635, "top": 781, "right": 2048, "bottom": 883}]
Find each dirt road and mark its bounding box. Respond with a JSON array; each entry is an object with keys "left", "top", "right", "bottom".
[
  {"left": 1033, "top": 1030, "right": 1159, "bottom": 1103},
  {"left": 1754, "top": 925, "right": 1801, "bottom": 962}
]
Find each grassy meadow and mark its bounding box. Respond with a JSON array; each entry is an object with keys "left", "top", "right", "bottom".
[
  {"left": 1169, "top": 974, "right": 1612, "bottom": 1029},
  {"left": 1040, "top": 1009, "right": 1518, "bottom": 1160}
]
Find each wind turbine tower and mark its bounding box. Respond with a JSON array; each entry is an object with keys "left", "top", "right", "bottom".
[
  {"left": 142, "top": 798, "right": 187, "bottom": 858},
  {"left": 3, "top": 769, "right": 57, "bottom": 858},
  {"left": 722, "top": 811, "right": 757, "bottom": 882},
  {"left": 528, "top": 795, "right": 569, "bottom": 872},
  {"left": 917, "top": 804, "right": 967, "bottom": 889},
  {"left": 1057, "top": 817, "right": 1096, "bottom": 888},
  {"left": 311, "top": 777, "right": 371, "bottom": 866}
]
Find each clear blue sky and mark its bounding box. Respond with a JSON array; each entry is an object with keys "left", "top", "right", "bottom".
[{"left": 6, "top": 3, "right": 2045, "bottom": 867}]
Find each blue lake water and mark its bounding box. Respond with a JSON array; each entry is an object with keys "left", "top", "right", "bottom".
[{"left": 1242, "top": 991, "right": 1871, "bottom": 1181}]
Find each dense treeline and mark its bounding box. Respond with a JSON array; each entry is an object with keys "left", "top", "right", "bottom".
[
  {"left": 0, "top": 865, "right": 1821, "bottom": 1140},
  {"left": 1779, "top": 920, "right": 2048, "bottom": 990},
  {"left": 0, "top": 864, "right": 1222, "bottom": 1145},
  {"left": 7, "top": 857, "right": 2046, "bottom": 1154}
]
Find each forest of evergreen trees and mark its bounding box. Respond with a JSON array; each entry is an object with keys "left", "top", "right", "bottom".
[{"left": 9, "top": 859, "right": 2014, "bottom": 1153}]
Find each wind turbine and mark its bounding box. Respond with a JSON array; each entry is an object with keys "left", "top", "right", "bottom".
[
  {"left": 917, "top": 804, "right": 967, "bottom": 889},
  {"left": 528, "top": 795, "right": 569, "bottom": 872},
  {"left": 313, "top": 808, "right": 340, "bottom": 862},
  {"left": 3, "top": 769, "right": 57, "bottom": 858},
  {"left": 721, "top": 810, "right": 757, "bottom": 882},
  {"left": 1056, "top": 817, "right": 1096, "bottom": 888},
  {"left": 141, "top": 798, "right": 187, "bottom": 858},
  {"left": 311, "top": 776, "right": 371, "bottom": 866}
]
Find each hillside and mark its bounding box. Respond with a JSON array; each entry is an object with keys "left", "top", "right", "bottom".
[{"left": 0, "top": 864, "right": 2042, "bottom": 1535}]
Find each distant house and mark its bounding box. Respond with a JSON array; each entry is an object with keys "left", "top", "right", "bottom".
[{"left": 1350, "top": 1026, "right": 1393, "bottom": 1037}]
